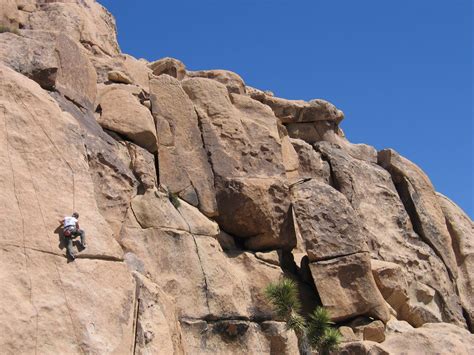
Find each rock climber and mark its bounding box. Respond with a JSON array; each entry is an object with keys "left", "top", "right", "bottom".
[{"left": 59, "top": 212, "right": 86, "bottom": 260}]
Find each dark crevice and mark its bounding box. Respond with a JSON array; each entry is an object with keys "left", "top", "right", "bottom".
[
  {"left": 180, "top": 315, "right": 271, "bottom": 324},
  {"left": 132, "top": 283, "right": 140, "bottom": 355},
  {"left": 154, "top": 151, "right": 160, "bottom": 186},
  {"left": 312, "top": 250, "right": 365, "bottom": 263},
  {"left": 191, "top": 235, "right": 212, "bottom": 315},
  {"left": 392, "top": 175, "right": 455, "bottom": 281},
  {"left": 462, "top": 307, "right": 473, "bottom": 333},
  {"left": 1, "top": 242, "right": 123, "bottom": 262},
  {"left": 444, "top": 215, "right": 464, "bottom": 267},
  {"left": 75, "top": 254, "right": 124, "bottom": 262},
  {"left": 317, "top": 151, "right": 341, "bottom": 192},
  {"left": 193, "top": 107, "right": 217, "bottom": 187}
]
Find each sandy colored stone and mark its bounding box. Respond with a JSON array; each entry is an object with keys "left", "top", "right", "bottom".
[
  {"left": 120, "top": 207, "right": 284, "bottom": 321},
  {"left": 338, "top": 341, "right": 388, "bottom": 355},
  {"left": 133, "top": 273, "right": 183, "bottom": 355},
  {"left": 260, "top": 321, "right": 299, "bottom": 355},
  {"left": 149, "top": 57, "right": 186, "bottom": 80},
  {"left": 126, "top": 142, "right": 157, "bottom": 191},
  {"left": 0, "top": 64, "right": 123, "bottom": 259},
  {"left": 85, "top": 137, "right": 138, "bottom": 237},
  {"left": 339, "top": 326, "right": 360, "bottom": 342},
  {"left": 255, "top": 251, "right": 280, "bottom": 266},
  {"left": 0, "top": 247, "right": 136, "bottom": 354},
  {"left": 182, "top": 78, "right": 285, "bottom": 180},
  {"left": 150, "top": 75, "right": 217, "bottom": 215},
  {"left": 378, "top": 149, "right": 458, "bottom": 280},
  {"left": 281, "top": 135, "right": 300, "bottom": 181},
  {"left": 317, "top": 142, "right": 464, "bottom": 327},
  {"left": 130, "top": 189, "right": 189, "bottom": 231},
  {"left": 0, "top": 0, "right": 19, "bottom": 29},
  {"left": 27, "top": 0, "right": 120, "bottom": 56},
  {"left": 437, "top": 192, "right": 474, "bottom": 331},
  {"left": 291, "top": 179, "right": 368, "bottom": 261},
  {"left": 0, "top": 30, "right": 97, "bottom": 109},
  {"left": 181, "top": 319, "right": 274, "bottom": 354},
  {"left": 177, "top": 199, "right": 220, "bottom": 236},
  {"left": 385, "top": 318, "right": 414, "bottom": 334},
  {"left": 362, "top": 320, "right": 385, "bottom": 343},
  {"left": 183, "top": 78, "right": 295, "bottom": 250},
  {"left": 290, "top": 138, "right": 330, "bottom": 183},
  {"left": 310, "top": 252, "right": 390, "bottom": 322},
  {"left": 92, "top": 54, "right": 152, "bottom": 89},
  {"left": 108, "top": 69, "right": 133, "bottom": 84},
  {"left": 97, "top": 87, "right": 157, "bottom": 152},
  {"left": 249, "top": 90, "right": 344, "bottom": 124},
  {"left": 381, "top": 323, "right": 474, "bottom": 354},
  {"left": 371, "top": 259, "right": 409, "bottom": 315},
  {"left": 188, "top": 69, "right": 246, "bottom": 94}
]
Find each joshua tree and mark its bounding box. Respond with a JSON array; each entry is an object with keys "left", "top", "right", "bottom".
[
  {"left": 265, "top": 278, "right": 341, "bottom": 355},
  {"left": 307, "top": 307, "right": 342, "bottom": 354}
]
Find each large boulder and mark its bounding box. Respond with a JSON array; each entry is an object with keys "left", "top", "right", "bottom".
[
  {"left": 26, "top": 0, "right": 120, "bottom": 56},
  {"left": 291, "top": 179, "right": 389, "bottom": 322},
  {"left": 249, "top": 90, "right": 344, "bottom": 124},
  {"left": 150, "top": 75, "right": 217, "bottom": 215},
  {"left": 182, "top": 77, "right": 296, "bottom": 250},
  {"left": 149, "top": 57, "right": 186, "bottom": 80},
  {"left": 290, "top": 138, "right": 330, "bottom": 183},
  {"left": 187, "top": 69, "right": 246, "bottom": 94},
  {"left": 91, "top": 54, "right": 152, "bottom": 89},
  {"left": 310, "top": 253, "right": 390, "bottom": 323},
  {"left": 318, "top": 142, "right": 465, "bottom": 327},
  {"left": 380, "top": 323, "right": 474, "bottom": 354},
  {"left": 291, "top": 179, "right": 368, "bottom": 261},
  {"left": 0, "top": 30, "right": 97, "bottom": 109},
  {"left": 97, "top": 87, "right": 157, "bottom": 153},
  {"left": 437, "top": 193, "right": 474, "bottom": 331},
  {"left": 378, "top": 149, "right": 458, "bottom": 280}
]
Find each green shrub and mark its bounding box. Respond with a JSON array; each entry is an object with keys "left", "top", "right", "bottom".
[
  {"left": 168, "top": 192, "right": 181, "bottom": 208},
  {"left": 265, "top": 278, "right": 341, "bottom": 354},
  {"left": 0, "top": 25, "right": 19, "bottom": 35}
]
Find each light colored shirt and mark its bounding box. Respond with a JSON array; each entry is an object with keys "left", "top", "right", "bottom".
[{"left": 64, "top": 216, "right": 78, "bottom": 228}]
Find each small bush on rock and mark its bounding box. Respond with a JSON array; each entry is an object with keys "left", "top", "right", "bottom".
[
  {"left": 0, "top": 25, "right": 19, "bottom": 35},
  {"left": 168, "top": 192, "right": 181, "bottom": 208}
]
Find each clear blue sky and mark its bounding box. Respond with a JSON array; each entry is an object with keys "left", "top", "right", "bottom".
[{"left": 99, "top": 0, "right": 473, "bottom": 217}]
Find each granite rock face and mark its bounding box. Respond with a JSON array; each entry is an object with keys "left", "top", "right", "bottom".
[{"left": 0, "top": 1, "right": 472, "bottom": 354}]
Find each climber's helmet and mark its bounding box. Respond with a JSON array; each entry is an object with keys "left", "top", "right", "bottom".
[{"left": 72, "top": 212, "right": 79, "bottom": 219}]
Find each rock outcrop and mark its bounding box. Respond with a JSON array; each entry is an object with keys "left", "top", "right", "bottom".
[{"left": 0, "top": 1, "right": 472, "bottom": 354}]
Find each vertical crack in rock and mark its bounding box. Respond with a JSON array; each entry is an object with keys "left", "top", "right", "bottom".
[
  {"left": 132, "top": 281, "right": 140, "bottom": 355},
  {"left": 153, "top": 151, "right": 160, "bottom": 186},
  {"left": 392, "top": 175, "right": 456, "bottom": 281},
  {"left": 191, "top": 236, "right": 212, "bottom": 315},
  {"left": 193, "top": 107, "right": 217, "bottom": 188},
  {"left": 318, "top": 152, "right": 341, "bottom": 192}
]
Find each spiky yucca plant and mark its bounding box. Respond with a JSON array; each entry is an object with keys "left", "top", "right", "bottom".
[
  {"left": 265, "top": 279, "right": 341, "bottom": 355},
  {"left": 307, "top": 306, "right": 332, "bottom": 347},
  {"left": 265, "top": 279, "right": 306, "bottom": 335},
  {"left": 265, "top": 278, "right": 309, "bottom": 353},
  {"left": 319, "top": 328, "right": 342, "bottom": 355}
]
